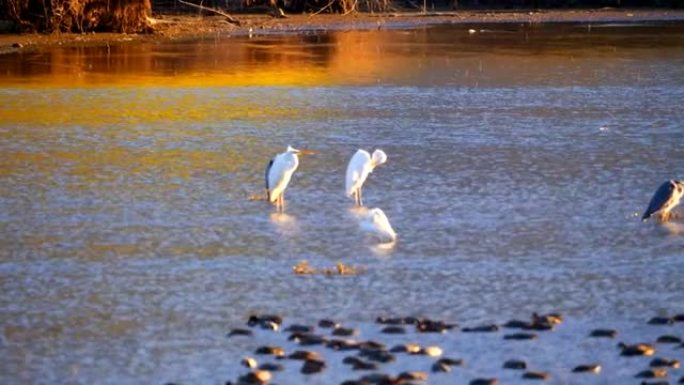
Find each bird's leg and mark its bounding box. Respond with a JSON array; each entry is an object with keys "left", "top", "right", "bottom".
[
  {"left": 662, "top": 211, "right": 670, "bottom": 222},
  {"left": 358, "top": 187, "right": 363, "bottom": 206},
  {"left": 279, "top": 194, "right": 285, "bottom": 212}
]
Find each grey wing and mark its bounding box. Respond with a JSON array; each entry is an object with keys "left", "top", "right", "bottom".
[
  {"left": 265, "top": 159, "right": 274, "bottom": 199},
  {"left": 642, "top": 181, "right": 674, "bottom": 220}
]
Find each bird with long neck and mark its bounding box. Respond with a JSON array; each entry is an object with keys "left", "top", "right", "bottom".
[{"left": 345, "top": 149, "right": 388, "bottom": 206}]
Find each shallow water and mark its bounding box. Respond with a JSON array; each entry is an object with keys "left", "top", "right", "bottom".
[{"left": 1, "top": 23, "right": 683, "bottom": 384}]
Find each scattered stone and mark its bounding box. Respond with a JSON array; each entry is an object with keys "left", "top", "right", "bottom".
[
  {"left": 11, "top": 42, "right": 23, "bottom": 48},
  {"left": 340, "top": 381, "right": 372, "bottom": 385},
  {"left": 352, "top": 360, "right": 378, "bottom": 371},
  {"left": 237, "top": 370, "right": 271, "bottom": 384},
  {"left": 522, "top": 371, "right": 550, "bottom": 380},
  {"left": 288, "top": 332, "right": 326, "bottom": 345},
  {"left": 674, "top": 314, "right": 684, "bottom": 322},
  {"left": 260, "top": 321, "right": 279, "bottom": 331},
  {"left": 532, "top": 313, "right": 563, "bottom": 325},
  {"left": 619, "top": 343, "right": 656, "bottom": 356},
  {"left": 318, "top": 319, "right": 339, "bottom": 328},
  {"left": 301, "top": 358, "right": 326, "bottom": 374},
  {"left": 284, "top": 324, "right": 314, "bottom": 333},
  {"left": 228, "top": 328, "right": 253, "bottom": 337},
  {"left": 358, "top": 340, "right": 386, "bottom": 350},
  {"left": 657, "top": 335, "right": 682, "bottom": 344},
  {"left": 359, "top": 349, "right": 395, "bottom": 363},
  {"left": 376, "top": 316, "right": 419, "bottom": 325},
  {"left": 327, "top": 339, "right": 359, "bottom": 351},
  {"left": 640, "top": 381, "right": 669, "bottom": 385},
  {"left": 248, "top": 314, "right": 283, "bottom": 328},
  {"left": 648, "top": 317, "right": 675, "bottom": 325},
  {"left": 390, "top": 343, "right": 421, "bottom": 354},
  {"left": 636, "top": 368, "right": 668, "bottom": 378},
  {"left": 415, "top": 318, "right": 457, "bottom": 333},
  {"left": 651, "top": 358, "right": 680, "bottom": 368},
  {"left": 432, "top": 361, "right": 452, "bottom": 372},
  {"left": 503, "top": 359, "right": 527, "bottom": 370},
  {"left": 504, "top": 333, "right": 538, "bottom": 340},
  {"left": 398, "top": 371, "right": 428, "bottom": 381},
  {"left": 503, "top": 319, "right": 530, "bottom": 329},
  {"left": 254, "top": 345, "right": 284, "bottom": 357},
  {"left": 470, "top": 378, "right": 499, "bottom": 385},
  {"left": 679, "top": 375, "right": 684, "bottom": 383},
  {"left": 288, "top": 350, "right": 320, "bottom": 360},
  {"left": 463, "top": 324, "right": 500, "bottom": 333},
  {"left": 572, "top": 364, "right": 601, "bottom": 373},
  {"left": 241, "top": 357, "right": 257, "bottom": 368},
  {"left": 258, "top": 362, "right": 284, "bottom": 371},
  {"left": 381, "top": 325, "right": 407, "bottom": 334},
  {"left": 437, "top": 357, "right": 464, "bottom": 367},
  {"left": 523, "top": 322, "right": 554, "bottom": 331},
  {"left": 333, "top": 326, "right": 358, "bottom": 337},
  {"left": 420, "top": 345, "right": 443, "bottom": 357},
  {"left": 590, "top": 329, "right": 618, "bottom": 338}
]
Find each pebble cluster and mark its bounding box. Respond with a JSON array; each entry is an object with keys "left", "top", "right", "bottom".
[{"left": 220, "top": 313, "right": 684, "bottom": 385}]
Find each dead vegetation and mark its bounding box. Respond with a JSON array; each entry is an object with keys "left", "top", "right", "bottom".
[{"left": 293, "top": 260, "right": 367, "bottom": 276}]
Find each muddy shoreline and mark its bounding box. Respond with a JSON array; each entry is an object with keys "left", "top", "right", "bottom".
[{"left": 1, "top": 8, "right": 684, "bottom": 54}]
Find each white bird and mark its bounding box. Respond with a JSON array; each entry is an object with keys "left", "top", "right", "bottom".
[
  {"left": 265, "top": 146, "right": 312, "bottom": 211},
  {"left": 345, "top": 149, "right": 387, "bottom": 206},
  {"left": 360, "top": 208, "right": 396, "bottom": 243}
]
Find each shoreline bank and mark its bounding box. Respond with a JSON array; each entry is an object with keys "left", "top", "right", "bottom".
[{"left": 1, "top": 8, "right": 684, "bottom": 54}]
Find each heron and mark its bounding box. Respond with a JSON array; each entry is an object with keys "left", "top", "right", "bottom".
[
  {"left": 642, "top": 180, "right": 684, "bottom": 222},
  {"left": 345, "top": 149, "right": 387, "bottom": 206},
  {"left": 360, "top": 208, "right": 396, "bottom": 243},
  {"left": 265, "top": 146, "right": 313, "bottom": 211}
]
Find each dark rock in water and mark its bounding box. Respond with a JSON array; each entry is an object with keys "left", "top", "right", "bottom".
[
  {"left": 288, "top": 332, "right": 326, "bottom": 345},
  {"left": 333, "top": 326, "right": 358, "bottom": 337},
  {"left": 376, "top": 316, "right": 419, "bottom": 325},
  {"left": 522, "top": 371, "right": 550, "bottom": 380},
  {"left": 650, "top": 358, "right": 680, "bottom": 369},
  {"left": 359, "top": 349, "right": 395, "bottom": 363},
  {"left": 590, "top": 329, "right": 618, "bottom": 338},
  {"left": 674, "top": 314, "right": 684, "bottom": 322},
  {"left": 463, "top": 324, "right": 500, "bottom": 333},
  {"left": 340, "top": 381, "right": 372, "bottom": 385},
  {"left": 318, "top": 319, "right": 339, "bottom": 328},
  {"left": 619, "top": 343, "right": 656, "bottom": 357},
  {"left": 381, "top": 325, "right": 407, "bottom": 334},
  {"left": 572, "top": 364, "right": 601, "bottom": 373},
  {"left": 503, "top": 319, "right": 531, "bottom": 329},
  {"left": 228, "top": 328, "right": 253, "bottom": 337},
  {"left": 284, "top": 324, "right": 314, "bottom": 333},
  {"left": 343, "top": 356, "right": 365, "bottom": 365},
  {"left": 247, "top": 314, "right": 283, "bottom": 328},
  {"left": 327, "top": 339, "right": 359, "bottom": 351},
  {"left": 390, "top": 343, "right": 421, "bottom": 354},
  {"left": 419, "top": 345, "right": 443, "bottom": 357},
  {"left": 358, "top": 340, "right": 386, "bottom": 351},
  {"left": 255, "top": 346, "right": 284, "bottom": 357},
  {"left": 636, "top": 368, "right": 668, "bottom": 378},
  {"left": 437, "top": 357, "right": 464, "bottom": 367},
  {"left": 640, "top": 381, "right": 670, "bottom": 385},
  {"left": 532, "top": 312, "right": 563, "bottom": 325},
  {"left": 360, "top": 373, "right": 393, "bottom": 384},
  {"left": 503, "top": 359, "right": 527, "bottom": 370},
  {"left": 288, "top": 350, "right": 320, "bottom": 360},
  {"left": 470, "top": 378, "right": 499, "bottom": 385},
  {"left": 432, "top": 361, "right": 452, "bottom": 372},
  {"left": 504, "top": 333, "right": 538, "bottom": 340},
  {"left": 11, "top": 42, "right": 23, "bottom": 48},
  {"left": 398, "top": 371, "right": 428, "bottom": 381},
  {"left": 258, "top": 362, "right": 284, "bottom": 371},
  {"left": 237, "top": 370, "right": 271, "bottom": 384},
  {"left": 657, "top": 335, "right": 682, "bottom": 344},
  {"left": 301, "top": 358, "right": 326, "bottom": 374},
  {"left": 241, "top": 357, "right": 257, "bottom": 368},
  {"left": 679, "top": 375, "right": 684, "bottom": 383},
  {"left": 523, "top": 322, "right": 554, "bottom": 331},
  {"left": 415, "top": 318, "right": 456, "bottom": 333},
  {"left": 352, "top": 359, "right": 378, "bottom": 371},
  {"left": 648, "top": 317, "right": 675, "bottom": 325}
]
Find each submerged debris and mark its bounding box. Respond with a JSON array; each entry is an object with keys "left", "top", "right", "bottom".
[{"left": 293, "top": 260, "right": 367, "bottom": 276}]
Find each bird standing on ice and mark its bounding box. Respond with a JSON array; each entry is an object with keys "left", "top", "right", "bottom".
[
  {"left": 360, "top": 208, "right": 397, "bottom": 243},
  {"left": 345, "top": 149, "right": 387, "bottom": 206},
  {"left": 642, "top": 179, "right": 684, "bottom": 222},
  {"left": 265, "top": 146, "right": 313, "bottom": 211}
]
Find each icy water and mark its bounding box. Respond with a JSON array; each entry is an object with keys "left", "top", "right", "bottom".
[{"left": 1, "top": 23, "right": 684, "bottom": 384}]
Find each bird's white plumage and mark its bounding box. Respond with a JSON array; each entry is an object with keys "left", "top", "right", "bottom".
[
  {"left": 360, "top": 208, "right": 396, "bottom": 243},
  {"left": 267, "top": 146, "right": 300, "bottom": 203},
  {"left": 345, "top": 149, "right": 387, "bottom": 202}
]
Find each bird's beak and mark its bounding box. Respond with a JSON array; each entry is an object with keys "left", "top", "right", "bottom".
[{"left": 297, "top": 149, "right": 316, "bottom": 156}]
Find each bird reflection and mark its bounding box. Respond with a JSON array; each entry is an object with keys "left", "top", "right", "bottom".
[{"left": 269, "top": 212, "right": 298, "bottom": 236}]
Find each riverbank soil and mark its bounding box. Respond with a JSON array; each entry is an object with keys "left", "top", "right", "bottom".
[{"left": 1, "top": 8, "right": 684, "bottom": 53}]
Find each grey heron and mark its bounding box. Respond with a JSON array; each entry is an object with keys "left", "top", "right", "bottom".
[{"left": 642, "top": 179, "right": 684, "bottom": 222}]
